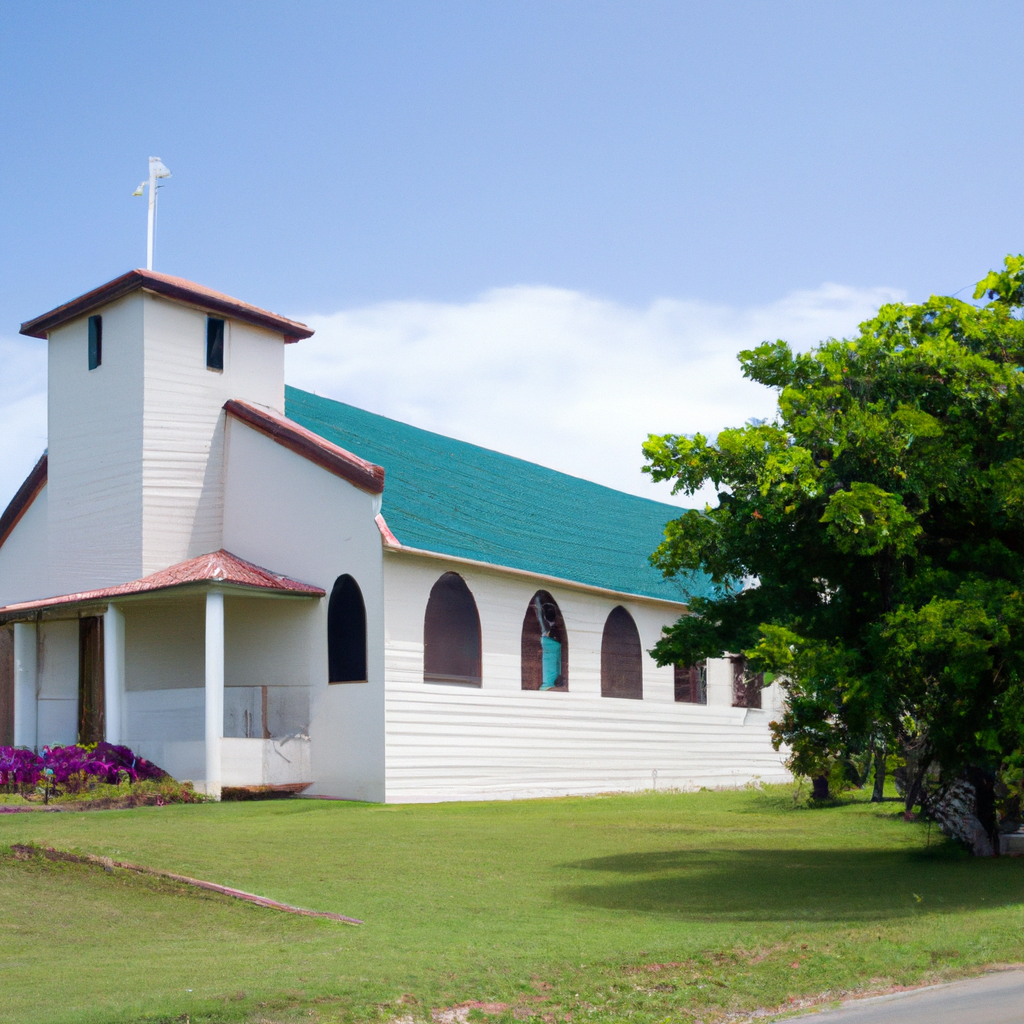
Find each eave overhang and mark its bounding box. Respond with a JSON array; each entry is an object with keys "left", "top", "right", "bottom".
[{"left": 20, "top": 270, "right": 314, "bottom": 342}]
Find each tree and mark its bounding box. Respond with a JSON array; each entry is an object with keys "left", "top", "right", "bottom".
[{"left": 643, "top": 257, "right": 1024, "bottom": 825}]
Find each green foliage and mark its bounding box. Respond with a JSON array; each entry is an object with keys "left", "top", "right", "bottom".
[{"left": 644, "top": 255, "right": 1024, "bottom": 797}]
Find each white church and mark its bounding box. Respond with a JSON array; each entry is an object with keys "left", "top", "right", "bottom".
[{"left": 0, "top": 270, "right": 789, "bottom": 801}]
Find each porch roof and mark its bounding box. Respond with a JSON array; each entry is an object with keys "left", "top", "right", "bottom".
[{"left": 0, "top": 549, "right": 324, "bottom": 619}]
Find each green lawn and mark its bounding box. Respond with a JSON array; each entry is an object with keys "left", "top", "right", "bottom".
[{"left": 2, "top": 785, "right": 1023, "bottom": 1024}]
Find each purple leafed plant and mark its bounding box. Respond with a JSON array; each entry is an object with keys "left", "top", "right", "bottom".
[
  {"left": 0, "top": 743, "right": 166, "bottom": 794},
  {"left": 0, "top": 747, "right": 43, "bottom": 788}
]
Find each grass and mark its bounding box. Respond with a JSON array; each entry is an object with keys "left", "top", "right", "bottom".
[
  {"left": 0, "top": 776, "right": 206, "bottom": 809},
  {"left": 2, "top": 784, "right": 1023, "bottom": 1024}
]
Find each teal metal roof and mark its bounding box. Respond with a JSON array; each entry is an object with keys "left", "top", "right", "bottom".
[{"left": 285, "top": 387, "right": 715, "bottom": 604}]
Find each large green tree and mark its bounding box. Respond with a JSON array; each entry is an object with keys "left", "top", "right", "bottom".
[{"left": 644, "top": 257, "right": 1024, "bottom": 816}]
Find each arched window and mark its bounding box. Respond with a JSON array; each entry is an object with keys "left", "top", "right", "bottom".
[
  {"left": 521, "top": 590, "right": 568, "bottom": 691},
  {"left": 601, "top": 606, "right": 643, "bottom": 699},
  {"left": 675, "top": 662, "right": 707, "bottom": 704},
  {"left": 424, "top": 572, "right": 482, "bottom": 685},
  {"left": 731, "top": 657, "right": 763, "bottom": 708},
  {"left": 328, "top": 574, "right": 367, "bottom": 682}
]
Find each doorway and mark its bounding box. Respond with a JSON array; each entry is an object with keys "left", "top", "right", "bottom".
[{"left": 78, "top": 616, "right": 104, "bottom": 744}]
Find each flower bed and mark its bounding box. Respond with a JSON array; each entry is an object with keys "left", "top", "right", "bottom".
[{"left": 0, "top": 743, "right": 203, "bottom": 808}]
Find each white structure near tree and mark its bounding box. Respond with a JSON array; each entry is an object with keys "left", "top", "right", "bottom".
[{"left": 0, "top": 270, "right": 789, "bottom": 801}]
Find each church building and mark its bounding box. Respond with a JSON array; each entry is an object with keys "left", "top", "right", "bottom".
[{"left": 0, "top": 270, "right": 789, "bottom": 800}]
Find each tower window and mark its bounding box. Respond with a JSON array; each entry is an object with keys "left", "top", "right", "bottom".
[
  {"left": 206, "top": 317, "right": 225, "bottom": 371},
  {"left": 88, "top": 315, "right": 102, "bottom": 370}
]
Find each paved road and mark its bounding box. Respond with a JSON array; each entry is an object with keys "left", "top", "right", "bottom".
[{"left": 798, "top": 970, "right": 1024, "bottom": 1023}]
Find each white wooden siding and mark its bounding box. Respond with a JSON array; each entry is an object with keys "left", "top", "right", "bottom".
[
  {"left": 382, "top": 553, "right": 789, "bottom": 802},
  {"left": 40, "top": 289, "right": 290, "bottom": 599},
  {"left": 47, "top": 292, "right": 146, "bottom": 594},
  {"left": 36, "top": 619, "right": 78, "bottom": 747},
  {"left": 222, "top": 418, "right": 386, "bottom": 802},
  {"left": 140, "top": 295, "right": 285, "bottom": 574},
  {"left": 124, "top": 596, "right": 206, "bottom": 692},
  {"left": 126, "top": 686, "right": 206, "bottom": 782},
  {"left": 0, "top": 484, "right": 49, "bottom": 607}
]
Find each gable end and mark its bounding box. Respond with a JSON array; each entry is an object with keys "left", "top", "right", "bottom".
[
  {"left": 225, "top": 400, "right": 385, "bottom": 495},
  {"left": 0, "top": 453, "right": 47, "bottom": 550}
]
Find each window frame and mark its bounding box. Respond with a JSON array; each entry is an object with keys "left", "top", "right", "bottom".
[
  {"left": 423, "top": 571, "right": 483, "bottom": 686},
  {"left": 327, "top": 574, "right": 368, "bottom": 684},
  {"left": 674, "top": 661, "right": 708, "bottom": 704},
  {"left": 731, "top": 656, "right": 763, "bottom": 708},
  {"left": 88, "top": 315, "right": 102, "bottom": 370},
  {"left": 600, "top": 605, "right": 644, "bottom": 700},
  {"left": 520, "top": 590, "right": 569, "bottom": 691},
  {"left": 206, "top": 316, "right": 226, "bottom": 372}
]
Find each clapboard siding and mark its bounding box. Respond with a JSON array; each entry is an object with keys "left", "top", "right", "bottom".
[
  {"left": 382, "top": 553, "right": 788, "bottom": 802},
  {"left": 141, "top": 294, "right": 285, "bottom": 573}
]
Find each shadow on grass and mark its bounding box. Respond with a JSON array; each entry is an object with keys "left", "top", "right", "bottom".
[{"left": 557, "top": 846, "right": 1024, "bottom": 922}]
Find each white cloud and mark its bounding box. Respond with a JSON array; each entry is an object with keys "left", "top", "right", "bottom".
[
  {"left": 287, "top": 282, "right": 904, "bottom": 506},
  {"left": 0, "top": 282, "right": 904, "bottom": 514},
  {"left": 0, "top": 334, "right": 47, "bottom": 512}
]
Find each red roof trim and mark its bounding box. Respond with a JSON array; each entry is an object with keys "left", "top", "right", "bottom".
[
  {"left": 0, "top": 453, "right": 47, "bottom": 551},
  {"left": 0, "top": 549, "right": 324, "bottom": 618},
  {"left": 19, "top": 269, "right": 313, "bottom": 342},
  {"left": 225, "top": 399, "right": 385, "bottom": 495},
  {"left": 375, "top": 513, "right": 402, "bottom": 549}
]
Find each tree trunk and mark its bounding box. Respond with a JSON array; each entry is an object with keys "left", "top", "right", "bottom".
[
  {"left": 811, "top": 775, "right": 830, "bottom": 801},
  {"left": 871, "top": 746, "right": 886, "bottom": 802},
  {"left": 904, "top": 761, "right": 928, "bottom": 819},
  {"left": 931, "top": 778, "right": 995, "bottom": 857}
]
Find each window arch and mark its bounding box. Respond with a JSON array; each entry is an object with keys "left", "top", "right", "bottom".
[
  {"left": 521, "top": 590, "right": 568, "bottom": 691},
  {"left": 328, "top": 574, "right": 367, "bottom": 682},
  {"left": 424, "top": 572, "right": 482, "bottom": 685},
  {"left": 601, "top": 606, "right": 643, "bottom": 699}
]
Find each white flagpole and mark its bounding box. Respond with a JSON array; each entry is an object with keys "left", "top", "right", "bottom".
[
  {"left": 146, "top": 159, "right": 158, "bottom": 270},
  {"left": 135, "top": 157, "right": 172, "bottom": 271}
]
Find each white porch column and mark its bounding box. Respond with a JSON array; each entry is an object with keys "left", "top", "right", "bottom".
[
  {"left": 103, "top": 603, "right": 125, "bottom": 744},
  {"left": 205, "top": 590, "right": 224, "bottom": 799},
  {"left": 13, "top": 621, "right": 37, "bottom": 749}
]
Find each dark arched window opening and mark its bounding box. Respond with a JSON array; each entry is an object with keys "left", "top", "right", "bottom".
[
  {"left": 675, "top": 662, "right": 707, "bottom": 704},
  {"left": 328, "top": 574, "right": 367, "bottom": 682},
  {"left": 521, "top": 590, "right": 568, "bottom": 691},
  {"left": 424, "top": 572, "right": 482, "bottom": 685},
  {"left": 731, "top": 657, "right": 763, "bottom": 708},
  {"left": 601, "top": 606, "right": 643, "bottom": 699}
]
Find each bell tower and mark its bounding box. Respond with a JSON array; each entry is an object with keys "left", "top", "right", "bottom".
[{"left": 19, "top": 270, "right": 314, "bottom": 594}]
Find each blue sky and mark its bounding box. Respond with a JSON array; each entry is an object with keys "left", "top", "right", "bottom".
[{"left": 2, "top": 1, "right": 1023, "bottom": 508}]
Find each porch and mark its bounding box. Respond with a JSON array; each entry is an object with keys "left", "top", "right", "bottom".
[{"left": 0, "top": 550, "right": 324, "bottom": 798}]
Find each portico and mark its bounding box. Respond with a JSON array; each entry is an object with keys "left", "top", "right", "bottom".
[{"left": 0, "top": 549, "right": 324, "bottom": 797}]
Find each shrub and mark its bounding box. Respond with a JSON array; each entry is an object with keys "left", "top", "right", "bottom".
[
  {"left": 0, "top": 747, "right": 43, "bottom": 793},
  {"left": 53, "top": 776, "right": 207, "bottom": 808},
  {"left": 0, "top": 743, "right": 167, "bottom": 798}
]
